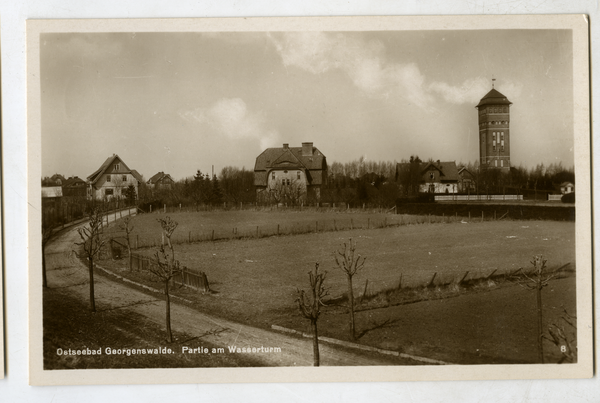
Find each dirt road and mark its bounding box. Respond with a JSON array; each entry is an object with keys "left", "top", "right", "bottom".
[{"left": 45, "top": 210, "right": 413, "bottom": 367}]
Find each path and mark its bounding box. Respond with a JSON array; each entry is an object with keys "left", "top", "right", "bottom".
[{"left": 45, "top": 209, "right": 413, "bottom": 367}]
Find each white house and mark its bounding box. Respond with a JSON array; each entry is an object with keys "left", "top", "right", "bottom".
[{"left": 86, "top": 154, "right": 143, "bottom": 200}]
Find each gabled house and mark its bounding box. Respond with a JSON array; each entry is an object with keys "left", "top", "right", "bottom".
[
  {"left": 396, "top": 160, "right": 459, "bottom": 194},
  {"left": 420, "top": 161, "right": 459, "bottom": 194},
  {"left": 147, "top": 172, "right": 174, "bottom": 190},
  {"left": 86, "top": 154, "right": 143, "bottom": 200},
  {"left": 560, "top": 182, "right": 574, "bottom": 195},
  {"left": 254, "top": 142, "right": 328, "bottom": 203},
  {"left": 62, "top": 176, "right": 88, "bottom": 198},
  {"left": 457, "top": 167, "right": 476, "bottom": 193}
]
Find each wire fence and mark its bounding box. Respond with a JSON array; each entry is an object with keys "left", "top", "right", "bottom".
[{"left": 126, "top": 209, "right": 513, "bottom": 249}]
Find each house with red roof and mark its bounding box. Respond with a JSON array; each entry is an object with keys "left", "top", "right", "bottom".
[
  {"left": 86, "top": 154, "right": 143, "bottom": 200},
  {"left": 254, "top": 142, "right": 328, "bottom": 204}
]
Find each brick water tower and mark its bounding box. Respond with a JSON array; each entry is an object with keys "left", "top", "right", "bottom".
[{"left": 476, "top": 81, "right": 512, "bottom": 171}]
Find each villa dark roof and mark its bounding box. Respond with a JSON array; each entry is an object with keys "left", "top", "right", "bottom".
[
  {"left": 476, "top": 88, "right": 512, "bottom": 108},
  {"left": 147, "top": 172, "right": 173, "bottom": 184},
  {"left": 254, "top": 143, "right": 327, "bottom": 187},
  {"left": 396, "top": 161, "right": 459, "bottom": 182},
  {"left": 421, "top": 161, "right": 459, "bottom": 182},
  {"left": 63, "top": 176, "right": 86, "bottom": 187}
]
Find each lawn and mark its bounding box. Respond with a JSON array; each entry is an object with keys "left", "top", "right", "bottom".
[
  {"left": 98, "top": 218, "right": 576, "bottom": 363},
  {"left": 104, "top": 209, "right": 456, "bottom": 248}
]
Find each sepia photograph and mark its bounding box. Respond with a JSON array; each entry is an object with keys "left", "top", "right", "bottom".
[{"left": 27, "top": 15, "right": 592, "bottom": 385}]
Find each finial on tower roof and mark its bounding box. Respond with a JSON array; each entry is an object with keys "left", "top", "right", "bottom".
[{"left": 492, "top": 78, "right": 496, "bottom": 88}]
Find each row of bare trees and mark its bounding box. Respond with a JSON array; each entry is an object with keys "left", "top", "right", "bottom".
[
  {"left": 297, "top": 241, "right": 575, "bottom": 366},
  {"left": 39, "top": 206, "right": 181, "bottom": 344},
  {"left": 296, "top": 239, "right": 365, "bottom": 366}
]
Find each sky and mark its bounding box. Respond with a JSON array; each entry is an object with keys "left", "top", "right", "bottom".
[{"left": 40, "top": 29, "right": 574, "bottom": 180}]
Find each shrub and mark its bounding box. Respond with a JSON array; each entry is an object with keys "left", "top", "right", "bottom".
[{"left": 561, "top": 192, "right": 575, "bottom": 203}]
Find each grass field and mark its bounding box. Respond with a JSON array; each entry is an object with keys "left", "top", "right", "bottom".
[
  {"left": 98, "top": 216, "right": 576, "bottom": 363},
  {"left": 104, "top": 209, "right": 471, "bottom": 248}
]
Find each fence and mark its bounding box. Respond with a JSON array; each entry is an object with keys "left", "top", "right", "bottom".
[
  {"left": 435, "top": 194, "right": 524, "bottom": 201},
  {"left": 122, "top": 251, "right": 210, "bottom": 293},
  {"left": 136, "top": 201, "right": 380, "bottom": 215},
  {"left": 127, "top": 207, "right": 537, "bottom": 249}
]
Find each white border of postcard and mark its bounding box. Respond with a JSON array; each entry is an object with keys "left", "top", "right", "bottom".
[{"left": 27, "top": 15, "right": 593, "bottom": 385}]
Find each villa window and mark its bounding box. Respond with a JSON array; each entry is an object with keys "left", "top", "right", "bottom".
[
  {"left": 297, "top": 171, "right": 301, "bottom": 180},
  {"left": 429, "top": 172, "right": 435, "bottom": 180},
  {"left": 114, "top": 164, "right": 120, "bottom": 171},
  {"left": 122, "top": 175, "right": 127, "bottom": 182},
  {"left": 271, "top": 172, "right": 275, "bottom": 181},
  {"left": 105, "top": 189, "right": 114, "bottom": 196},
  {"left": 106, "top": 175, "right": 111, "bottom": 182}
]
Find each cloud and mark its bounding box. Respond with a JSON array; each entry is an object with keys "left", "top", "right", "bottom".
[
  {"left": 429, "top": 78, "right": 523, "bottom": 104},
  {"left": 268, "top": 32, "right": 521, "bottom": 108},
  {"left": 268, "top": 32, "right": 435, "bottom": 107},
  {"left": 179, "top": 98, "right": 279, "bottom": 149}
]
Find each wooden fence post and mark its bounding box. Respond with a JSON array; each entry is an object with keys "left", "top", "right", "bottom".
[
  {"left": 362, "top": 279, "right": 369, "bottom": 300},
  {"left": 427, "top": 272, "right": 437, "bottom": 288}
]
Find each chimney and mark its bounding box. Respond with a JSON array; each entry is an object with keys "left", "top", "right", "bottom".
[
  {"left": 302, "top": 142, "right": 313, "bottom": 156},
  {"left": 283, "top": 143, "right": 289, "bottom": 150}
]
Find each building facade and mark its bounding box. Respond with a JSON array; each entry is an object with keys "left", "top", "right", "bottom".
[
  {"left": 254, "top": 142, "right": 327, "bottom": 204},
  {"left": 86, "top": 154, "right": 143, "bottom": 200},
  {"left": 476, "top": 87, "right": 512, "bottom": 171},
  {"left": 147, "top": 172, "right": 174, "bottom": 190}
]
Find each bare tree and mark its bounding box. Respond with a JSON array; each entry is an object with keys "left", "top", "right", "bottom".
[
  {"left": 148, "top": 216, "right": 179, "bottom": 343},
  {"left": 119, "top": 216, "right": 135, "bottom": 271},
  {"left": 296, "top": 263, "right": 328, "bottom": 366},
  {"left": 334, "top": 239, "right": 366, "bottom": 340},
  {"left": 520, "top": 255, "right": 560, "bottom": 363},
  {"left": 75, "top": 208, "right": 106, "bottom": 312}
]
